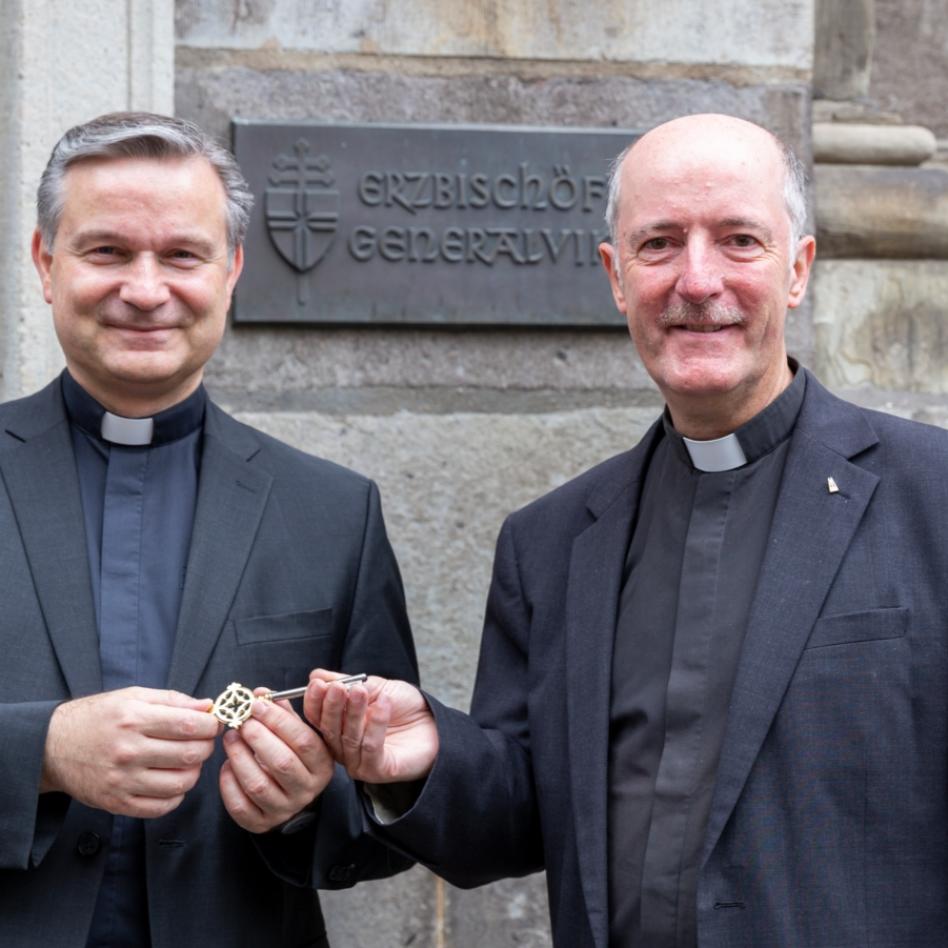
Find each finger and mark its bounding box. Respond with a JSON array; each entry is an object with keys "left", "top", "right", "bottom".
[
  {"left": 340, "top": 684, "right": 368, "bottom": 772},
  {"left": 222, "top": 728, "right": 292, "bottom": 814},
  {"left": 219, "top": 759, "right": 267, "bottom": 833},
  {"left": 249, "top": 698, "right": 327, "bottom": 776},
  {"left": 358, "top": 694, "right": 392, "bottom": 780},
  {"left": 308, "top": 668, "right": 356, "bottom": 684},
  {"left": 127, "top": 765, "right": 204, "bottom": 800},
  {"left": 238, "top": 715, "right": 326, "bottom": 799},
  {"left": 317, "top": 681, "right": 350, "bottom": 761},
  {"left": 140, "top": 706, "right": 222, "bottom": 741},
  {"left": 118, "top": 793, "right": 187, "bottom": 820},
  {"left": 140, "top": 688, "right": 219, "bottom": 713},
  {"left": 303, "top": 679, "right": 328, "bottom": 733},
  {"left": 133, "top": 737, "right": 217, "bottom": 771},
  {"left": 309, "top": 669, "right": 388, "bottom": 698}
]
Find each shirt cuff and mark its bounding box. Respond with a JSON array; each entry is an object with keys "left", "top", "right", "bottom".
[{"left": 362, "top": 781, "right": 425, "bottom": 825}]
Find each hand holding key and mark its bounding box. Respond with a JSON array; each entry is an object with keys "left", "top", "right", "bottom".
[
  {"left": 213, "top": 678, "right": 367, "bottom": 834},
  {"left": 303, "top": 670, "right": 439, "bottom": 784}
]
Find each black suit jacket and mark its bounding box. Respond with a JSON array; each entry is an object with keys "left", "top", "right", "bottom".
[
  {"left": 378, "top": 371, "right": 948, "bottom": 947},
  {"left": 0, "top": 379, "right": 418, "bottom": 947}
]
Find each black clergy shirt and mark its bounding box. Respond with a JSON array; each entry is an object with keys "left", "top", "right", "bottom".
[
  {"left": 62, "top": 370, "right": 204, "bottom": 948},
  {"left": 608, "top": 367, "right": 806, "bottom": 948}
]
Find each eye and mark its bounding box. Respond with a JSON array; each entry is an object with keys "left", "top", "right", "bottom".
[
  {"left": 642, "top": 237, "right": 671, "bottom": 251},
  {"left": 166, "top": 249, "right": 202, "bottom": 267},
  {"left": 727, "top": 234, "right": 759, "bottom": 249}
]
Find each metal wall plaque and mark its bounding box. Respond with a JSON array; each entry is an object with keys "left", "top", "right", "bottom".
[{"left": 232, "top": 121, "right": 640, "bottom": 327}]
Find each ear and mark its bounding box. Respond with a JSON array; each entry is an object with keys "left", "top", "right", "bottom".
[
  {"left": 31, "top": 229, "right": 54, "bottom": 304},
  {"left": 787, "top": 234, "right": 816, "bottom": 310},
  {"left": 598, "top": 241, "right": 627, "bottom": 314},
  {"left": 225, "top": 243, "right": 244, "bottom": 297}
]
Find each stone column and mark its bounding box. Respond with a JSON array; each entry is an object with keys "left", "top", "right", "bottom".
[{"left": 0, "top": 0, "right": 174, "bottom": 401}]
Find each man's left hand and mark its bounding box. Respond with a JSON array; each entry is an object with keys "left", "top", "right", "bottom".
[{"left": 219, "top": 692, "right": 334, "bottom": 833}]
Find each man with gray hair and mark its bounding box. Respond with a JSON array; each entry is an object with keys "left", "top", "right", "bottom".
[
  {"left": 307, "top": 113, "right": 948, "bottom": 947},
  {"left": 0, "top": 112, "right": 418, "bottom": 946}
]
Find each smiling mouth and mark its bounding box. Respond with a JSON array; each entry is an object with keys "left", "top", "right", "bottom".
[{"left": 107, "top": 323, "right": 179, "bottom": 333}]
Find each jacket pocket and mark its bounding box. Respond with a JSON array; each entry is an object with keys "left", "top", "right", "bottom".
[
  {"left": 805, "top": 606, "right": 908, "bottom": 650},
  {"left": 234, "top": 607, "right": 334, "bottom": 646}
]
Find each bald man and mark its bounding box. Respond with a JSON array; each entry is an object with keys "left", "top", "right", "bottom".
[{"left": 306, "top": 115, "right": 948, "bottom": 947}]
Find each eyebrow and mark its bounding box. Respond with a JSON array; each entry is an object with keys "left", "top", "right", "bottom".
[{"left": 625, "top": 221, "right": 679, "bottom": 246}]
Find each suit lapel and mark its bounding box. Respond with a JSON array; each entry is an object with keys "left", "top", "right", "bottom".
[
  {"left": 166, "top": 404, "right": 272, "bottom": 696},
  {"left": 702, "top": 379, "right": 880, "bottom": 864},
  {"left": 0, "top": 382, "right": 101, "bottom": 697},
  {"left": 566, "top": 424, "right": 661, "bottom": 948}
]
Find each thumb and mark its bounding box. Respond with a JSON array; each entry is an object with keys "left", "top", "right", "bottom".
[{"left": 146, "top": 688, "right": 216, "bottom": 712}]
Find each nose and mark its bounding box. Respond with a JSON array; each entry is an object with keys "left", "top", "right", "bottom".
[
  {"left": 675, "top": 238, "right": 724, "bottom": 305},
  {"left": 118, "top": 254, "right": 171, "bottom": 310}
]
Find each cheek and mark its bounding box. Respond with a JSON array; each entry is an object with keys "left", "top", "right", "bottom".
[{"left": 181, "top": 286, "right": 229, "bottom": 347}]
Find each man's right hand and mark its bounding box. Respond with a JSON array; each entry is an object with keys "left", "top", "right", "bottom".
[
  {"left": 304, "top": 671, "right": 439, "bottom": 785},
  {"left": 41, "top": 687, "right": 220, "bottom": 818}
]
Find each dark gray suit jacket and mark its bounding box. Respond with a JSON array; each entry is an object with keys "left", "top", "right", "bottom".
[
  {"left": 378, "top": 370, "right": 948, "bottom": 947},
  {"left": 0, "top": 378, "right": 418, "bottom": 947}
]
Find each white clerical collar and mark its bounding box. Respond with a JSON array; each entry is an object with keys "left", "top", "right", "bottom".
[
  {"left": 682, "top": 432, "right": 747, "bottom": 472},
  {"left": 100, "top": 412, "right": 155, "bottom": 446}
]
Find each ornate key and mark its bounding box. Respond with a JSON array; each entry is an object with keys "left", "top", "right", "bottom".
[{"left": 210, "top": 673, "right": 368, "bottom": 729}]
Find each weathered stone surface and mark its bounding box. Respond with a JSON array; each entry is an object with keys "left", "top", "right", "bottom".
[
  {"left": 872, "top": 0, "right": 948, "bottom": 139},
  {"left": 832, "top": 386, "right": 948, "bottom": 429},
  {"left": 813, "top": 260, "right": 948, "bottom": 394},
  {"left": 811, "top": 99, "right": 902, "bottom": 126},
  {"left": 176, "top": 0, "right": 814, "bottom": 69},
  {"left": 813, "top": 122, "right": 936, "bottom": 165},
  {"left": 446, "top": 874, "right": 552, "bottom": 948},
  {"left": 320, "top": 866, "right": 441, "bottom": 946},
  {"left": 814, "top": 165, "right": 948, "bottom": 257},
  {"left": 320, "top": 867, "right": 553, "bottom": 947},
  {"left": 206, "top": 328, "right": 653, "bottom": 401},
  {"left": 176, "top": 61, "right": 810, "bottom": 149},
  {"left": 812, "top": 0, "right": 875, "bottom": 100}
]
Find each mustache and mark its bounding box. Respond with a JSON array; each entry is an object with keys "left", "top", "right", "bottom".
[{"left": 659, "top": 302, "right": 745, "bottom": 328}]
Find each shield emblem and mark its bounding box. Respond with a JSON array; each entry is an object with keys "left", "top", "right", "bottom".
[{"left": 265, "top": 187, "right": 339, "bottom": 273}]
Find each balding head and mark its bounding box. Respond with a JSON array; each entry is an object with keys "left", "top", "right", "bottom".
[{"left": 605, "top": 114, "right": 808, "bottom": 254}]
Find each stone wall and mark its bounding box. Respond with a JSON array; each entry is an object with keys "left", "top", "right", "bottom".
[
  {"left": 811, "top": 0, "right": 948, "bottom": 430},
  {"left": 176, "top": 2, "right": 814, "bottom": 943}
]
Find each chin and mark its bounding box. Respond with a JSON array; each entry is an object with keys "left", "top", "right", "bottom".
[{"left": 661, "top": 367, "right": 747, "bottom": 401}]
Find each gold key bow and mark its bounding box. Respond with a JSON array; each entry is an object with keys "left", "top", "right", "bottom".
[{"left": 210, "top": 674, "right": 367, "bottom": 729}]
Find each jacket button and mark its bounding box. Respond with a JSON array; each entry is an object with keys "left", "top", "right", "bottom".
[
  {"left": 76, "top": 831, "right": 101, "bottom": 857},
  {"left": 327, "top": 864, "right": 356, "bottom": 885}
]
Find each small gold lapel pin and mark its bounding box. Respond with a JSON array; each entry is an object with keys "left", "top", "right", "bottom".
[
  {"left": 209, "top": 674, "right": 367, "bottom": 729},
  {"left": 827, "top": 476, "right": 840, "bottom": 494}
]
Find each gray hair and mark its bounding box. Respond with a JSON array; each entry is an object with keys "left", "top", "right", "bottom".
[
  {"left": 36, "top": 112, "right": 253, "bottom": 259},
  {"left": 604, "top": 130, "right": 809, "bottom": 253}
]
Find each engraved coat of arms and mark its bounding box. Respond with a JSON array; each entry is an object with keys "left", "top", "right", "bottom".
[{"left": 265, "top": 139, "right": 339, "bottom": 304}]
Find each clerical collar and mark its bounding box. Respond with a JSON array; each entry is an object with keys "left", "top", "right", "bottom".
[
  {"left": 61, "top": 370, "right": 206, "bottom": 446},
  {"left": 664, "top": 363, "right": 806, "bottom": 473}
]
